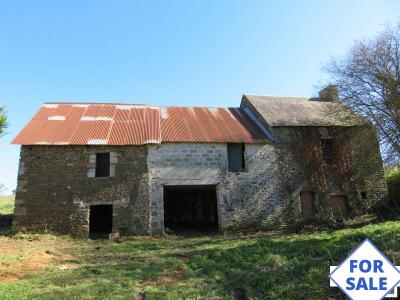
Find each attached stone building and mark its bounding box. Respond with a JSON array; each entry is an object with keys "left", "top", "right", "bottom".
[{"left": 12, "top": 87, "right": 387, "bottom": 236}]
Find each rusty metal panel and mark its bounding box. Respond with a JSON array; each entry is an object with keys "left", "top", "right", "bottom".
[
  {"left": 161, "top": 106, "right": 266, "bottom": 143},
  {"left": 128, "top": 107, "right": 146, "bottom": 144},
  {"left": 12, "top": 119, "right": 48, "bottom": 144},
  {"left": 12, "top": 102, "right": 268, "bottom": 145},
  {"left": 146, "top": 107, "right": 161, "bottom": 143}
]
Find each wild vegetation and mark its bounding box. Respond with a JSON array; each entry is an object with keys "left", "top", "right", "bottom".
[
  {"left": 0, "top": 196, "right": 400, "bottom": 299},
  {"left": 384, "top": 166, "right": 400, "bottom": 212},
  {"left": 0, "top": 106, "right": 6, "bottom": 138},
  {"left": 0, "top": 196, "right": 14, "bottom": 215},
  {"left": 326, "top": 22, "right": 400, "bottom": 164},
  {"left": 277, "top": 125, "right": 385, "bottom": 231}
]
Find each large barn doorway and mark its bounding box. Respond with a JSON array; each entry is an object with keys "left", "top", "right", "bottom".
[
  {"left": 89, "top": 204, "right": 113, "bottom": 238},
  {"left": 163, "top": 185, "right": 219, "bottom": 235}
]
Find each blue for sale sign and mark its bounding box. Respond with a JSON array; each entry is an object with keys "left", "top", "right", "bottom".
[{"left": 329, "top": 239, "right": 400, "bottom": 300}]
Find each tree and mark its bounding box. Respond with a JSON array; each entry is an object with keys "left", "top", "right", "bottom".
[
  {"left": 0, "top": 106, "right": 6, "bottom": 137},
  {"left": 325, "top": 23, "right": 400, "bottom": 164}
]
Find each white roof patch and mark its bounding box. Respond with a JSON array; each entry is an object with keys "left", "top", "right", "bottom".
[
  {"left": 87, "top": 139, "right": 108, "bottom": 145},
  {"left": 186, "top": 107, "right": 195, "bottom": 114},
  {"left": 160, "top": 108, "right": 169, "bottom": 119},
  {"left": 48, "top": 116, "right": 66, "bottom": 121},
  {"left": 207, "top": 107, "right": 220, "bottom": 117},
  {"left": 81, "top": 116, "right": 113, "bottom": 121},
  {"left": 144, "top": 139, "right": 161, "bottom": 144},
  {"left": 43, "top": 104, "right": 58, "bottom": 109},
  {"left": 116, "top": 105, "right": 135, "bottom": 110}
]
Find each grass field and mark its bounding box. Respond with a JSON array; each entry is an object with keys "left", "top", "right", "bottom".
[
  {"left": 0, "top": 195, "right": 14, "bottom": 215},
  {"left": 0, "top": 197, "right": 399, "bottom": 299}
]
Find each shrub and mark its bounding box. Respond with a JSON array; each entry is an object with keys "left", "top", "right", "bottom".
[{"left": 386, "top": 166, "right": 400, "bottom": 202}]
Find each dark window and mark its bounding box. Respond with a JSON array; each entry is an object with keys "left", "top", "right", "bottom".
[
  {"left": 95, "top": 153, "right": 110, "bottom": 177},
  {"left": 300, "top": 191, "right": 315, "bottom": 219},
  {"left": 321, "top": 139, "right": 335, "bottom": 163},
  {"left": 361, "top": 191, "right": 368, "bottom": 200},
  {"left": 227, "top": 143, "right": 245, "bottom": 172}
]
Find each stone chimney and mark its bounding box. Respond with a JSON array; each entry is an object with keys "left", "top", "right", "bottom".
[{"left": 319, "top": 85, "right": 339, "bottom": 103}]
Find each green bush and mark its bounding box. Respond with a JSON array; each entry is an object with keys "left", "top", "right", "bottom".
[{"left": 386, "top": 166, "right": 400, "bottom": 202}]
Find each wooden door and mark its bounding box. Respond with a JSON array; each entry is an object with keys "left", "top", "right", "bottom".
[
  {"left": 300, "top": 191, "right": 315, "bottom": 219},
  {"left": 330, "top": 195, "right": 348, "bottom": 220}
]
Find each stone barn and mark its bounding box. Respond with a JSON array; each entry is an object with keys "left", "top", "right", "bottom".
[{"left": 12, "top": 87, "right": 387, "bottom": 237}]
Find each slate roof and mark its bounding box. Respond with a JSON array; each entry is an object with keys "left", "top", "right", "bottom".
[
  {"left": 243, "top": 95, "right": 360, "bottom": 127},
  {"left": 12, "top": 103, "right": 269, "bottom": 145}
]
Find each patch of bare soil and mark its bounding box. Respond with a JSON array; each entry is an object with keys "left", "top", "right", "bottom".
[
  {"left": 0, "top": 251, "right": 55, "bottom": 282},
  {"left": 0, "top": 240, "right": 22, "bottom": 257},
  {"left": 0, "top": 237, "right": 78, "bottom": 283},
  {"left": 142, "top": 269, "right": 183, "bottom": 286}
]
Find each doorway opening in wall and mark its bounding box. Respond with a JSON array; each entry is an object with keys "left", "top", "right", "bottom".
[
  {"left": 163, "top": 185, "right": 219, "bottom": 235},
  {"left": 89, "top": 204, "right": 113, "bottom": 239}
]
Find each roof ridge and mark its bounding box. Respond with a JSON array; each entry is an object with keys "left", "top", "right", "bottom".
[
  {"left": 43, "top": 102, "right": 241, "bottom": 110},
  {"left": 44, "top": 102, "right": 148, "bottom": 106},
  {"left": 243, "top": 94, "right": 313, "bottom": 99}
]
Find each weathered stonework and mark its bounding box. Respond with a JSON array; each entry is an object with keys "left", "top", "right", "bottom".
[
  {"left": 238, "top": 97, "right": 388, "bottom": 229},
  {"left": 260, "top": 125, "right": 388, "bottom": 229},
  {"left": 13, "top": 129, "right": 387, "bottom": 236},
  {"left": 13, "top": 145, "right": 149, "bottom": 236}
]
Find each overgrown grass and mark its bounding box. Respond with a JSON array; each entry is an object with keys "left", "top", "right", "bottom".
[
  {"left": 0, "top": 196, "right": 14, "bottom": 236},
  {"left": 0, "top": 221, "right": 399, "bottom": 299},
  {"left": 0, "top": 195, "right": 14, "bottom": 215}
]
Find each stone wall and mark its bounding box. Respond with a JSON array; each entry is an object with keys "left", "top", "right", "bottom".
[
  {"left": 270, "top": 125, "right": 388, "bottom": 227},
  {"left": 13, "top": 127, "right": 387, "bottom": 236},
  {"left": 13, "top": 145, "right": 149, "bottom": 236},
  {"left": 147, "top": 142, "right": 284, "bottom": 233},
  {"left": 241, "top": 98, "right": 388, "bottom": 228}
]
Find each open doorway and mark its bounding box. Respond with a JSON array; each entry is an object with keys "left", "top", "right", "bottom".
[
  {"left": 163, "top": 185, "right": 219, "bottom": 235},
  {"left": 89, "top": 204, "right": 113, "bottom": 238}
]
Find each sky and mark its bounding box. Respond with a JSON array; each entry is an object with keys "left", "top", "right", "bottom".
[{"left": 0, "top": 0, "right": 399, "bottom": 194}]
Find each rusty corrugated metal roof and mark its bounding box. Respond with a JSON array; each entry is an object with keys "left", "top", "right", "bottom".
[{"left": 12, "top": 102, "right": 268, "bottom": 145}]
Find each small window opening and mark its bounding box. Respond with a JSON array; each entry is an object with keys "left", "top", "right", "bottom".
[
  {"left": 300, "top": 191, "right": 315, "bottom": 219},
  {"left": 321, "top": 138, "right": 335, "bottom": 163},
  {"left": 95, "top": 153, "right": 110, "bottom": 177},
  {"left": 227, "top": 143, "right": 245, "bottom": 172},
  {"left": 361, "top": 191, "right": 368, "bottom": 200}
]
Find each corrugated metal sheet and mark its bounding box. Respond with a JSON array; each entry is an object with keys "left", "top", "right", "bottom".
[
  {"left": 12, "top": 102, "right": 268, "bottom": 145},
  {"left": 160, "top": 107, "right": 266, "bottom": 143}
]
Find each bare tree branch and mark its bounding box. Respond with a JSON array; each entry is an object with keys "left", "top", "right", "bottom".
[{"left": 325, "top": 23, "right": 400, "bottom": 164}]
